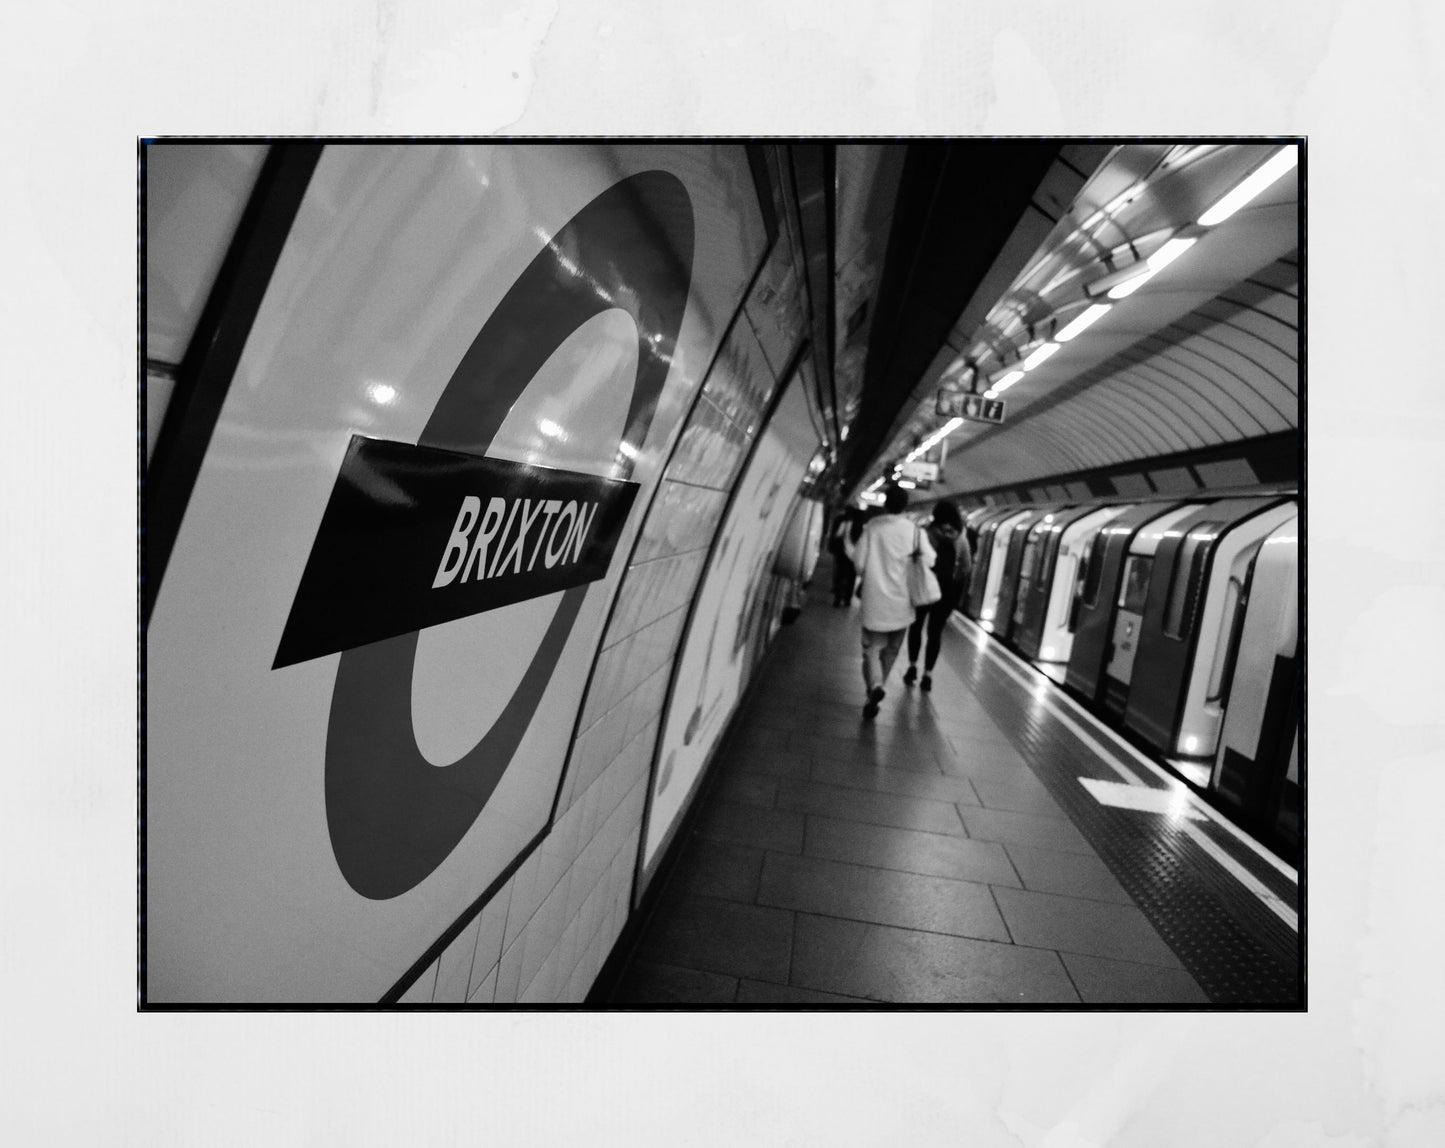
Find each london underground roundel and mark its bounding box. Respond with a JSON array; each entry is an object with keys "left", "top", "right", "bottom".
[{"left": 276, "top": 172, "right": 695, "bottom": 898}]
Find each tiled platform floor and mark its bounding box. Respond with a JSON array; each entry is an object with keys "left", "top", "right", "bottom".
[{"left": 611, "top": 565, "right": 1299, "bottom": 1006}]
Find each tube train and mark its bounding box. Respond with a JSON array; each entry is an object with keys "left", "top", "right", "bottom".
[{"left": 940, "top": 491, "right": 1299, "bottom": 858}]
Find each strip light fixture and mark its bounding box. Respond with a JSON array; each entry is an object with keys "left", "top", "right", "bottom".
[
  {"left": 984, "top": 339, "right": 1060, "bottom": 396},
  {"left": 883, "top": 145, "right": 1298, "bottom": 495},
  {"left": 1199, "top": 146, "right": 1299, "bottom": 226},
  {"left": 1086, "top": 145, "right": 1297, "bottom": 303},
  {"left": 906, "top": 416, "right": 964, "bottom": 461},
  {"left": 1022, "top": 342, "right": 1060, "bottom": 370},
  {"left": 1056, "top": 302, "right": 1111, "bottom": 342},
  {"left": 984, "top": 369, "right": 1024, "bottom": 399},
  {"left": 1106, "top": 234, "right": 1199, "bottom": 299}
]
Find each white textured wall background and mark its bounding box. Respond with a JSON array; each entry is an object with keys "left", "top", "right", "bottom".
[{"left": 2, "top": 0, "right": 1441, "bottom": 1143}]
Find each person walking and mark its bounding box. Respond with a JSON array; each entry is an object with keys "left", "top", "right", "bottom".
[
  {"left": 902, "top": 500, "right": 973, "bottom": 693},
  {"left": 828, "top": 509, "right": 859, "bottom": 607},
  {"left": 853, "top": 486, "right": 933, "bottom": 719}
]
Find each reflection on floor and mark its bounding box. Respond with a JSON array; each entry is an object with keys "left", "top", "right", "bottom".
[{"left": 610, "top": 571, "right": 1299, "bottom": 1006}]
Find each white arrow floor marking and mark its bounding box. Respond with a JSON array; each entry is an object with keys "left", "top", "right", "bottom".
[{"left": 1078, "top": 777, "right": 1209, "bottom": 819}]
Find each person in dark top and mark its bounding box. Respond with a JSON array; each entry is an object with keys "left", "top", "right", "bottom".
[
  {"left": 903, "top": 500, "right": 973, "bottom": 692},
  {"left": 828, "top": 509, "right": 861, "bottom": 607}
]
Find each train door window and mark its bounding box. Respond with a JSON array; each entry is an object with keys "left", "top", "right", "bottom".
[
  {"left": 1080, "top": 533, "right": 1108, "bottom": 608},
  {"left": 1016, "top": 534, "right": 1044, "bottom": 600},
  {"left": 1163, "top": 523, "right": 1220, "bottom": 640},
  {"left": 1208, "top": 538, "right": 1271, "bottom": 706},
  {"left": 1041, "top": 526, "right": 1065, "bottom": 584},
  {"left": 1118, "top": 555, "right": 1153, "bottom": 613},
  {"left": 1069, "top": 531, "right": 1107, "bottom": 632}
]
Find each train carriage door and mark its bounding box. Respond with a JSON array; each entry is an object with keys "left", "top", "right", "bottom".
[
  {"left": 1064, "top": 501, "right": 1182, "bottom": 704},
  {"left": 1123, "top": 498, "right": 1291, "bottom": 753},
  {"left": 1100, "top": 503, "right": 1204, "bottom": 717},
  {"left": 1035, "top": 504, "right": 1131, "bottom": 665},
  {"left": 965, "top": 507, "right": 1022, "bottom": 619},
  {"left": 1210, "top": 512, "right": 1300, "bottom": 848},
  {"left": 999, "top": 507, "right": 1064, "bottom": 643},
  {"left": 978, "top": 507, "right": 1037, "bottom": 628},
  {"left": 1014, "top": 504, "right": 1099, "bottom": 660}
]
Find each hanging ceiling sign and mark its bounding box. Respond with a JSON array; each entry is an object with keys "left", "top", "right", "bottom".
[{"left": 936, "top": 391, "right": 1006, "bottom": 424}]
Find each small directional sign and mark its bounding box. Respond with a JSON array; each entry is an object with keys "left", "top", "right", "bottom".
[{"left": 936, "top": 391, "right": 1007, "bottom": 424}]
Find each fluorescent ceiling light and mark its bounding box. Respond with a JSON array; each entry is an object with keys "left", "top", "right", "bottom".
[
  {"left": 990, "top": 369, "right": 1025, "bottom": 394},
  {"left": 1147, "top": 236, "right": 1196, "bottom": 272},
  {"left": 1084, "top": 261, "right": 1151, "bottom": 299},
  {"left": 897, "top": 479, "right": 916, "bottom": 489},
  {"left": 1108, "top": 270, "right": 1155, "bottom": 299},
  {"left": 1056, "top": 303, "right": 1111, "bottom": 342},
  {"left": 1022, "top": 343, "right": 1059, "bottom": 370},
  {"left": 1199, "top": 147, "right": 1299, "bottom": 226},
  {"left": 921, "top": 418, "right": 963, "bottom": 449},
  {"left": 906, "top": 416, "right": 966, "bottom": 462},
  {"left": 1106, "top": 234, "right": 1200, "bottom": 299}
]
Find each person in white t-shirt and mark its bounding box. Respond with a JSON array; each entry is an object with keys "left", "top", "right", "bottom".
[{"left": 852, "top": 486, "right": 934, "bottom": 719}]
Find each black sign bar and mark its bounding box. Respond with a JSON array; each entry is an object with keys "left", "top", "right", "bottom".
[
  {"left": 936, "top": 390, "right": 1007, "bottom": 424},
  {"left": 273, "top": 435, "right": 638, "bottom": 669}
]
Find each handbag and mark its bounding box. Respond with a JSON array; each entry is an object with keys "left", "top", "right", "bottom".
[{"left": 908, "top": 525, "right": 942, "bottom": 608}]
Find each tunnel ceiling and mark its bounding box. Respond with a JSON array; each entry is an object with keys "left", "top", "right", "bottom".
[
  {"left": 832, "top": 141, "right": 1090, "bottom": 494},
  {"left": 834, "top": 142, "right": 1301, "bottom": 502}
]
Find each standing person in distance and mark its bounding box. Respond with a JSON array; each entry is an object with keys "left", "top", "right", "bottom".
[
  {"left": 853, "top": 486, "right": 934, "bottom": 719},
  {"left": 828, "top": 509, "right": 860, "bottom": 607},
  {"left": 902, "top": 500, "right": 972, "bottom": 692}
]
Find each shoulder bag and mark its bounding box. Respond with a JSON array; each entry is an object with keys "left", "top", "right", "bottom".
[{"left": 908, "top": 524, "right": 942, "bottom": 608}]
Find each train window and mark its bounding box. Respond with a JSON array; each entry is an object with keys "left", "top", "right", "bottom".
[
  {"left": 1118, "top": 556, "right": 1153, "bottom": 613},
  {"left": 1041, "top": 526, "right": 1065, "bottom": 582},
  {"left": 1163, "top": 523, "right": 1220, "bottom": 640},
  {"left": 1210, "top": 576, "right": 1251, "bottom": 704},
  {"left": 1080, "top": 533, "right": 1108, "bottom": 609},
  {"left": 1017, "top": 536, "right": 1043, "bottom": 590},
  {"left": 1013, "top": 535, "right": 1042, "bottom": 623}
]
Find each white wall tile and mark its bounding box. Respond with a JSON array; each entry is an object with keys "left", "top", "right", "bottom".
[
  {"left": 468, "top": 963, "right": 498, "bottom": 1005},
  {"left": 500, "top": 849, "right": 540, "bottom": 951},
  {"left": 432, "top": 913, "right": 482, "bottom": 1004},
  {"left": 518, "top": 943, "right": 563, "bottom": 1004},
  {"left": 467, "top": 885, "right": 511, "bottom": 1000},
  {"left": 632, "top": 482, "right": 728, "bottom": 562},
  {"left": 566, "top": 835, "right": 608, "bottom": 923},
  {"left": 517, "top": 869, "right": 573, "bottom": 994},
  {"left": 493, "top": 934, "right": 525, "bottom": 1004}
]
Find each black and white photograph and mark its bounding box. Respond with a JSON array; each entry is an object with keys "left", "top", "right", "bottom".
[
  {"left": 5, "top": 0, "right": 1442, "bottom": 1142},
  {"left": 142, "top": 139, "right": 1301, "bottom": 1009}
]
